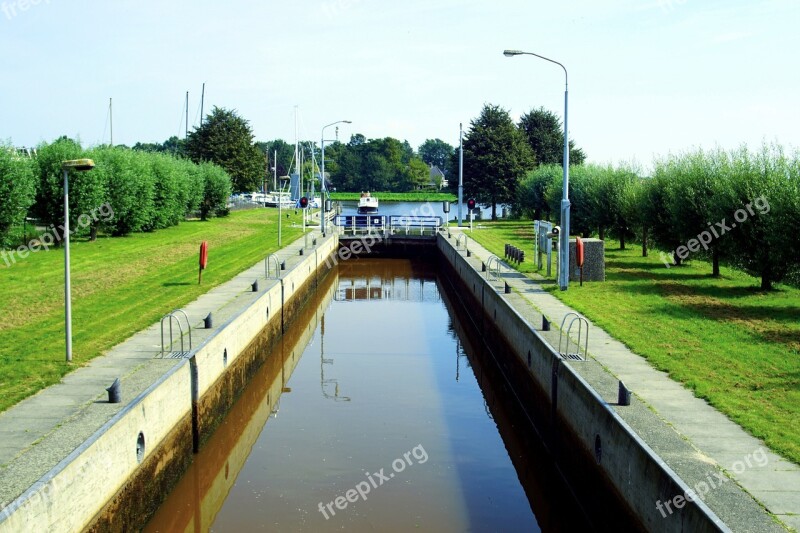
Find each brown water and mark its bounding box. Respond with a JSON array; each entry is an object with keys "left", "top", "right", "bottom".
[{"left": 144, "top": 258, "right": 590, "bottom": 532}]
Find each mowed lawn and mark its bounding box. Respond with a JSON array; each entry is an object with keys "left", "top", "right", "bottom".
[
  {"left": 0, "top": 209, "right": 304, "bottom": 412},
  {"left": 470, "top": 221, "right": 800, "bottom": 465}
]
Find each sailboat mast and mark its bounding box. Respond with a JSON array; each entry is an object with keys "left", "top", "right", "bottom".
[
  {"left": 200, "top": 83, "right": 205, "bottom": 126},
  {"left": 185, "top": 91, "right": 189, "bottom": 139},
  {"left": 109, "top": 98, "right": 113, "bottom": 146}
]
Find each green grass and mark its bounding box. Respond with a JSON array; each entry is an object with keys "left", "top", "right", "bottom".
[
  {"left": 0, "top": 209, "right": 304, "bottom": 412},
  {"left": 328, "top": 191, "right": 456, "bottom": 202},
  {"left": 469, "top": 220, "right": 800, "bottom": 465}
]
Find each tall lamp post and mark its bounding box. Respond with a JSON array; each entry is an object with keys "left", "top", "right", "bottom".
[
  {"left": 62, "top": 158, "right": 96, "bottom": 362},
  {"left": 321, "top": 120, "right": 351, "bottom": 234},
  {"left": 504, "top": 49, "right": 570, "bottom": 290},
  {"left": 458, "top": 123, "right": 464, "bottom": 227}
]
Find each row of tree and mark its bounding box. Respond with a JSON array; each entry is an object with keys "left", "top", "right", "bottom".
[
  {"left": 454, "top": 104, "right": 586, "bottom": 219},
  {"left": 517, "top": 145, "right": 800, "bottom": 289},
  {"left": 1, "top": 137, "right": 231, "bottom": 246}
]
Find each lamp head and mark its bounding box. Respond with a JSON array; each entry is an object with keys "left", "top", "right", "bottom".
[
  {"left": 503, "top": 49, "right": 523, "bottom": 57},
  {"left": 62, "top": 159, "right": 95, "bottom": 171}
]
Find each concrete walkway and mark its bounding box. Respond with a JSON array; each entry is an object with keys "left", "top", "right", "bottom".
[
  {"left": 455, "top": 229, "right": 799, "bottom": 532},
  {"left": 0, "top": 228, "right": 321, "bottom": 510}
]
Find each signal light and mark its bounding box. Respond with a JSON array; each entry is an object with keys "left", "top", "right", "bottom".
[
  {"left": 299, "top": 196, "right": 309, "bottom": 208},
  {"left": 467, "top": 198, "right": 476, "bottom": 210}
]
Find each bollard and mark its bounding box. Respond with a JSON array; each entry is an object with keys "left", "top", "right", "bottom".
[
  {"left": 299, "top": 248, "right": 304, "bottom": 256},
  {"left": 542, "top": 316, "right": 550, "bottom": 331},
  {"left": 466, "top": 250, "right": 471, "bottom": 257},
  {"left": 203, "top": 313, "right": 213, "bottom": 329},
  {"left": 504, "top": 282, "right": 511, "bottom": 294},
  {"left": 312, "top": 237, "right": 317, "bottom": 246},
  {"left": 618, "top": 381, "right": 631, "bottom": 406},
  {"left": 482, "top": 262, "right": 487, "bottom": 272},
  {"left": 106, "top": 378, "right": 121, "bottom": 404},
  {"left": 280, "top": 261, "right": 286, "bottom": 270},
  {"left": 251, "top": 280, "right": 259, "bottom": 292}
]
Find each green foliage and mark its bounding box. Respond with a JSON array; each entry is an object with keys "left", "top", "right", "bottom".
[
  {"left": 149, "top": 152, "right": 189, "bottom": 230},
  {"left": 199, "top": 162, "right": 232, "bottom": 220},
  {"left": 326, "top": 135, "right": 432, "bottom": 193},
  {"left": 90, "top": 146, "right": 156, "bottom": 235},
  {"left": 34, "top": 137, "right": 106, "bottom": 239},
  {"left": 418, "top": 138, "right": 454, "bottom": 176},
  {"left": 185, "top": 107, "right": 264, "bottom": 193},
  {"left": 256, "top": 139, "right": 295, "bottom": 180},
  {"left": 518, "top": 107, "right": 586, "bottom": 166},
  {"left": 515, "top": 164, "right": 561, "bottom": 220},
  {"left": 455, "top": 103, "right": 535, "bottom": 219},
  {"left": 0, "top": 144, "right": 37, "bottom": 246}
]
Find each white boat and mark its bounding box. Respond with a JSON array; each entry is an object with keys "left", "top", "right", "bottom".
[
  {"left": 357, "top": 192, "right": 379, "bottom": 214},
  {"left": 264, "top": 192, "right": 294, "bottom": 208}
]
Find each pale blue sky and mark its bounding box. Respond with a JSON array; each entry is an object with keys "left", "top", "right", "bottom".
[{"left": 1, "top": 0, "right": 797, "bottom": 169}]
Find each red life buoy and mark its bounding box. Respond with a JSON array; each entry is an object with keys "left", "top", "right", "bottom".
[
  {"left": 576, "top": 237, "right": 585, "bottom": 267},
  {"left": 199, "top": 241, "right": 209, "bottom": 270}
]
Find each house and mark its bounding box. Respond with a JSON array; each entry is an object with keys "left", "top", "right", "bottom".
[{"left": 428, "top": 165, "right": 448, "bottom": 190}]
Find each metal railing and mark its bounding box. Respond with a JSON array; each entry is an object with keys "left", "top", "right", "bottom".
[
  {"left": 558, "top": 312, "right": 589, "bottom": 362},
  {"left": 388, "top": 215, "right": 442, "bottom": 236},
  {"left": 333, "top": 214, "right": 387, "bottom": 236},
  {"left": 485, "top": 254, "right": 503, "bottom": 281},
  {"left": 160, "top": 309, "right": 192, "bottom": 358},
  {"left": 265, "top": 254, "right": 281, "bottom": 279}
]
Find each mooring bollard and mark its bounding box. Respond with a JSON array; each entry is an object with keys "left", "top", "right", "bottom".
[
  {"left": 542, "top": 316, "right": 550, "bottom": 331},
  {"left": 299, "top": 248, "right": 304, "bottom": 256},
  {"left": 504, "top": 282, "right": 511, "bottom": 294},
  {"left": 482, "top": 262, "right": 487, "bottom": 272},
  {"left": 251, "top": 280, "right": 259, "bottom": 292},
  {"left": 280, "top": 260, "right": 286, "bottom": 270},
  {"left": 618, "top": 380, "right": 631, "bottom": 406},
  {"left": 203, "top": 313, "right": 213, "bottom": 329},
  {"left": 106, "top": 378, "right": 121, "bottom": 404}
]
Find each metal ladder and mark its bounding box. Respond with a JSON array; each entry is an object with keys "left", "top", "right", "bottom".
[
  {"left": 160, "top": 309, "right": 192, "bottom": 358},
  {"left": 558, "top": 312, "right": 589, "bottom": 362}
]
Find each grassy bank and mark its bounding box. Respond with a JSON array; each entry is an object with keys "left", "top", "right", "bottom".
[
  {"left": 328, "top": 191, "right": 456, "bottom": 202},
  {"left": 0, "top": 209, "right": 304, "bottom": 412},
  {"left": 469, "top": 220, "right": 800, "bottom": 464}
]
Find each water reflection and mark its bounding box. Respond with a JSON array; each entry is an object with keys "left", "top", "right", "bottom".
[{"left": 145, "top": 258, "right": 585, "bottom": 532}]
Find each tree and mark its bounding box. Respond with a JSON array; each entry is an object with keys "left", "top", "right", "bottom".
[
  {"left": 199, "top": 162, "right": 232, "bottom": 220},
  {"left": 256, "top": 139, "right": 295, "bottom": 183},
  {"left": 419, "top": 139, "right": 454, "bottom": 177},
  {"left": 456, "top": 104, "right": 535, "bottom": 219},
  {"left": 0, "top": 144, "right": 37, "bottom": 245},
  {"left": 34, "top": 137, "right": 106, "bottom": 240},
  {"left": 518, "top": 107, "right": 586, "bottom": 166},
  {"left": 185, "top": 107, "right": 263, "bottom": 193},
  {"left": 516, "top": 164, "right": 559, "bottom": 220}
]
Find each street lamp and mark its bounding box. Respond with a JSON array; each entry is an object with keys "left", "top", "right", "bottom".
[
  {"left": 61, "top": 158, "right": 95, "bottom": 362},
  {"left": 321, "top": 120, "right": 351, "bottom": 234},
  {"left": 504, "top": 49, "right": 571, "bottom": 290},
  {"left": 458, "top": 123, "right": 464, "bottom": 227}
]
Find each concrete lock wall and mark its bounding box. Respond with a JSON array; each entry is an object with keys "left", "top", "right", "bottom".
[
  {"left": 0, "top": 234, "right": 337, "bottom": 533},
  {"left": 436, "top": 233, "right": 724, "bottom": 532}
]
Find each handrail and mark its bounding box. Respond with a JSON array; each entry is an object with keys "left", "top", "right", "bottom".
[
  {"left": 558, "top": 312, "right": 589, "bottom": 362},
  {"left": 265, "top": 254, "right": 281, "bottom": 279},
  {"left": 160, "top": 309, "right": 192, "bottom": 357},
  {"left": 485, "top": 255, "right": 503, "bottom": 281},
  {"left": 455, "top": 233, "right": 469, "bottom": 250}
]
